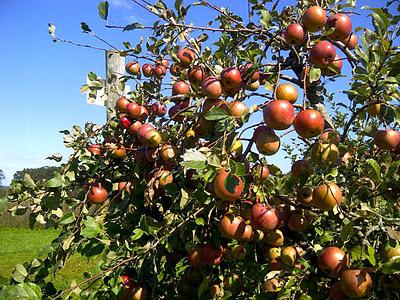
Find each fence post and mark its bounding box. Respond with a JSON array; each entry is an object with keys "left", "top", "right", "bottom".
[{"left": 105, "top": 50, "right": 125, "bottom": 120}]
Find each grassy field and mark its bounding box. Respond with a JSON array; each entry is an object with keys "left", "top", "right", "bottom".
[{"left": 0, "top": 228, "right": 96, "bottom": 290}]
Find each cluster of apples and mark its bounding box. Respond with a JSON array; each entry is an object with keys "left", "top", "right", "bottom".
[
  {"left": 119, "top": 275, "right": 148, "bottom": 300},
  {"left": 126, "top": 58, "right": 170, "bottom": 79}
]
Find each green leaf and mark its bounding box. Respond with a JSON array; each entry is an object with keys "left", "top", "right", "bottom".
[
  {"left": 207, "top": 154, "right": 221, "bottom": 167},
  {"left": 0, "top": 283, "right": 42, "bottom": 299},
  {"left": 11, "top": 264, "right": 28, "bottom": 283},
  {"left": 59, "top": 212, "right": 75, "bottom": 225},
  {"left": 181, "top": 160, "right": 207, "bottom": 169},
  {"left": 204, "top": 107, "right": 229, "bottom": 121},
  {"left": 80, "top": 84, "right": 90, "bottom": 93},
  {"left": 309, "top": 66, "right": 321, "bottom": 83},
  {"left": 367, "top": 159, "right": 381, "bottom": 182},
  {"left": 123, "top": 23, "right": 145, "bottom": 31},
  {"left": 195, "top": 217, "right": 205, "bottom": 226},
  {"left": 131, "top": 228, "right": 144, "bottom": 241},
  {"left": 387, "top": 160, "right": 400, "bottom": 178},
  {"left": 46, "top": 172, "right": 64, "bottom": 188},
  {"left": 382, "top": 257, "right": 400, "bottom": 274},
  {"left": 98, "top": 1, "right": 109, "bottom": 20},
  {"left": 260, "top": 9, "right": 271, "bottom": 27},
  {"left": 88, "top": 72, "right": 97, "bottom": 81},
  {"left": 340, "top": 219, "right": 354, "bottom": 242},
  {"left": 367, "top": 245, "right": 376, "bottom": 266},
  {"left": 81, "top": 216, "right": 103, "bottom": 238},
  {"left": 23, "top": 174, "right": 36, "bottom": 189},
  {"left": 224, "top": 173, "right": 242, "bottom": 194},
  {"left": 80, "top": 22, "right": 92, "bottom": 32}
]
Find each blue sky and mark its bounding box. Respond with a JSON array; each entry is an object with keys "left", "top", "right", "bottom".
[{"left": 0, "top": 0, "right": 388, "bottom": 185}]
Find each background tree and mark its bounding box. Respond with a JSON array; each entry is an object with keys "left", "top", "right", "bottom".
[
  {"left": 13, "top": 166, "right": 61, "bottom": 183},
  {"left": 0, "top": 170, "right": 5, "bottom": 186},
  {"left": 1, "top": 0, "right": 400, "bottom": 299}
]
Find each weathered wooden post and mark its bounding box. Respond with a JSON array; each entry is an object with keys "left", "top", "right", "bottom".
[{"left": 105, "top": 50, "right": 125, "bottom": 120}]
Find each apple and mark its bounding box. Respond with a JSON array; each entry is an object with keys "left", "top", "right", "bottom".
[
  {"left": 194, "top": 115, "right": 215, "bottom": 137},
  {"left": 239, "top": 63, "right": 259, "bottom": 83},
  {"left": 291, "top": 160, "right": 313, "bottom": 177},
  {"left": 261, "top": 278, "right": 280, "bottom": 292},
  {"left": 313, "top": 182, "right": 342, "bottom": 211},
  {"left": 154, "top": 64, "right": 167, "bottom": 79},
  {"left": 310, "top": 41, "right": 336, "bottom": 68},
  {"left": 187, "top": 66, "right": 205, "bottom": 85},
  {"left": 128, "top": 121, "right": 143, "bottom": 136},
  {"left": 138, "top": 106, "right": 149, "bottom": 121},
  {"left": 264, "top": 229, "right": 284, "bottom": 246},
  {"left": 160, "top": 144, "right": 175, "bottom": 161},
  {"left": 250, "top": 203, "right": 279, "bottom": 231},
  {"left": 188, "top": 248, "right": 203, "bottom": 267},
  {"left": 202, "top": 77, "right": 222, "bottom": 99},
  {"left": 310, "top": 141, "right": 340, "bottom": 164},
  {"left": 202, "top": 98, "right": 229, "bottom": 113},
  {"left": 170, "top": 62, "right": 185, "bottom": 76},
  {"left": 137, "top": 123, "right": 155, "bottom": 143},
  {"left": 157, "top": 170, "right": 173, "bottom": 187},
  {"left": 118, "top": 181, "right": 132, "bottom": 194},
  {"left": 382, "top": 242, "right": 400, "bottom": 261},
  {"left": 88, "top": 144, "right": 102, "bottom": 156},
  {"left": 294, "top": 109, "right": 325, "bottom": 138},
  {"left": 87, "top": 184, "right": 108, "bottom": 204},
  {"left": 156, "top": 58, "right": 169, "bottom": 68},
  {"left": 177, "top": 48, "right": 195, "bottom": 66},
  {"left": 151, "top": 102, "right": 167, "bottom": 117},
  {"left": 329, "top": 282, "right": 347, "bottom": 300},
  {"left": 237, "top": 224, "right": 254, "bottom": 242},
  {"left": 200, "top": 243, "right": 224, "bottom": 265},
  {"left": 266, "top": 247, "right": 281, "bottom": 261},
  {"left": 276, "top": 83, "right": 298, "bottom": 103},
  {"left": 281, "top": 246, "right": 297, "bottom": 266},
  {"left": 302, "top": 6, "right": 327, "bottom": 33},
  {"left": 322, "top": 55, "right": 343, "bottom": 76},
  {"left": 263, "top": 100, "right": 295, "bottom": 130},
  {"left": 172, "top": 80, "right": 190, "bottom": 96},
  {"left": 116, "top": 96, "right": 130, "bottom": 112},
  {"left": 287, "top": 213, "right": 312, "bottom": 232},
  {"left": 318, "top": 246, "right": 349, "bottom": 277},
  {"left": 168, "top": 104, "right": 184, "bottom": 122},
  {"left": 119, "top": 115, "right": 133, "bottom": 129},
  {"left": 221, "top": 67, "right": 242, "bottom": 95},
  {"left": 231, "top": 244, "right": 247, "bottom": 260},
  {"left": 213, "top": 169, "right": 243, "bottom": 201},
  {"left": 319, "top": 129, "right": 341, "bottom": 144},
  {"left": 143, "top": 129, "right": 162, "bottom": 148},
  {"left": 340, "top": 269, "right": 372, "bottom": 298},
  {"left": 342, "top": 33, "right": 358, "bottom": 50},
  {"left": 229, "top": 100, "right": 248, "bottom": 117},
  {"left": 126, "top": 102, "right": 142, "bottom": 119},
  {"left": 111, "top": 145, "right": 126, "bottom": 159},
  {"left": 252, "top": 125, "right": 271, "bottom": 140},
  {"left": 255, "top": 129, "right": 281, "bottom": 155},
  {"left": 284, "top": 23, "right": 305, "bottom": 45},
  {"left": 297, "top": 187, "right": 314, "bottom": 207},
  {"left": 374, "top": 129, "right": 400, "bottom": 150},
  {"left": 218, "top": 214, "right": 246, "bottom": 239},
  {"left": 253, "top": 164, "right": 270, "bottom": 181},
  {"left": 327, "top": 13, "right": 352, "bottom": 41},
  {"left": 246, "top": 80, "right": 260, "bottom": 91},
  {"left": 142, "top": 63, "right": 154, "bottom": 77},
  {"left": 367, "top": 103, "right": 381, "bottom": 117},
  {"left": 209, "top": 284, "right": 222, "bottom": 298},
  {"left": 125, "top": 61, "right": 140, "bottom": 75}
]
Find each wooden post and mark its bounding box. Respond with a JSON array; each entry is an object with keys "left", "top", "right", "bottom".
[{"left": 105, "top": 50, "right": 125, "bottom": 120}]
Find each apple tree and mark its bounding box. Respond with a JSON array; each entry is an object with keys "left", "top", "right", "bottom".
[{"left": 2, "top": 0, "right": 400, "bottom": 299}]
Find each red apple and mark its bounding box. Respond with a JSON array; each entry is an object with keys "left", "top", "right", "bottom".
[
  {"left": 322, "top": 55, "right": 343, "bottom": 76},
  {"left": 128, "top": 121, "right": 142, "bottom": 136},
  {"left": 340, "top": 270, "right": 372, "bottom": 298},
  {"left": 239, "top": 63, "right": 259, "bottom": 83},
  {"left": 151, "top": 102, "right": 167, "bottom": 117},
  {"left": 142, "top": 63, "right": 154, "bottom": 77},
  {"left": 374, "top": 129, "right": 400, "bottom": 150},
  {"left": 213, "top": 169, "right": 243, "bottom": 201},
  {"left": 119, "top": 115, "right": 133, "bottom": 129},
  {"left": 88, "top": 144, "right": 102, "bottom": 156},
  {"left": 218, "top": 214, "right": 246, "bottom": 239},
  {"left": 285, "top": 23, "right": 305, "bottom": 45},
  {"left": 221, "top": 67, "right": 242, "bottom": 96},
  {"left": 310, "top": 41, "right": 337, "bottom": 68},
  {"left": 125, "top": 61, "right": 140, "bottom": 75},
  {"left": 126, "top": 102, "right": 142, "bottom": 119},
  {"left": 170, "top": 62, "right": 185, "bottom": 76},
  {"left": 202, "top": 77, "right": 222, "bottom": 99},
  {"left": 263, "top": 100, "right": 295, "bottom": 130},
  {"left": 302, "top": 6, "right": 327, "bottom": 33},
  {"left": 291, "top": 159, "right": 313, "bottom": 177},
  {"left": 293, "top": 109, "right": 325, "bottom": 138},
  {"left": 250, "top": 203, "right": 279, "bottom": 231},
  {"left": 187, "top": 66, "right": 205, "bottom": 85},
  {"left": 318, "top": 246, "right": 349, "bottom": 277},
  {"left": 154, "top": 64, "right": 167, "bottom": 79},
  {"left": 229, "top": 100, "right": 248, "bottom": 117},
  {"left": 327, "top": 13, "right": 352, "bottom": 41},
  {"left": 255, "top": 129, "right": 281, "bottom": 155},
  {"left": 116, "top": 97, "right": 130, "bottom": 112},
  {"left": 87, "top": 184, "right": 108, "bottom": 204},
  {"left": 177, "top": 48, "right": 195, "bottom": 66},
  {"left": 172, "top": 80, "right": 190, "bottom": 96},
  {"left": 341, "top": 33, "right": 358, "bottom": 50}
]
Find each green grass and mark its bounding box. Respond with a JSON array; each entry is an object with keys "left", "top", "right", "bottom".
[{"left": 0, "top": 228, "right": 96, "bottom": 290}]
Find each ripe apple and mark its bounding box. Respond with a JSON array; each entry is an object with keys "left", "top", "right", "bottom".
[
  {"left": 329, "top": 282, "right": 347, "bottom": 300},
  {"left": 118, "top": 181, "right": 132, "bottom": 194},
  {"left": 200, "top": 243, "right": 224, "bottom": 265},
  {"left": 294, "top": 109, "right": 325, "bottom": 138},
  {"left": 341, "top": 33, "right": 358, "bottom": 50},
  {"left": 327, "top": 13, "right": 352, "bottom": 41},
  {"left": 156, "top": 58, "right": 169, "bottom": 68},
  {"left": 246, "top": 80, "right": 260, "bottom": 91},
  {"left": 250, "top": 203, "right": 279, "bottom": 231},
  {"left": 302, "top": 6, "right": 327, "bottom": 33},
  {"left": 213, "top": 169, "right": 243, "bottom": 201},
  {"left": 138, "top": 106, "right": 149, "bottom": 121},
  {"left": 202, "top": 77, "right": 222, "bottom": 99},
  {"left": 88, "top": 144, "right": 102, "bottom": 156},
  {"left": 313, "top": 182, "right": 342, "bottom": 211},
  {"left": 126, "top": 102, "right": 141, "bottom": 119},
  {"left": 221, "top": 67, "right": 242, "bottom": 94},
  {"left": 291, "top": 159, "right": 313, "bottom": 177},
  {"left": 87, "top": 185, "right": 108, "bottom": 204},
  {"left": 340, "top": 269, "right": 372, "bottom": 298},
  {"left": 318, "top": 246, "right": 349, "bottom": 277},
  {"left": 255, "top": 129, "right": 281, "bottom": 155},
  {"left": 287, "top": 213, "right": 312, "bottom": 232},
  {"left": 310, "top": 41, "right": 336, "bottom": 68},
  {"left": 143, "top": 129, "right": 162, "bottom": 148},
  {"left": 264, "top": 229, "right": 284, "bottom": 246},
  {"left": 188, "top": 248, "right": 203, "bottom": 267},
  {"left": 322, "top": 55, "right": 343, "bottom": 76},
  {"left": 276, "top": 83, "right": 298, "bottom": 103},
  {"left": 310, "top": 141, "right": 340, "bottom": 164},
  {"left": 261, "top": 278, "right": 280, "bottom": 292},
  {"left": 172, "top": 80, "right": 190, "bottom": 95},
  {"left": 177, "top": 48, "right": 195, "bottom": 66},
  {"left": 374, "top": 129, "right": 400, "bottom": 150},
  {"left": 150, "top": 102, "right": 167, "bottom": 117},
  {"left": 202, "top": 98, "right": 229, "bottom": 113},
  {"left": 111, "top": 145, "right": 126, "bottom": 159},
  {"left": 266, "top": 247, "right": 281, "bottom": 261},
  {"left": 116, "top": 96, "right": 130, "bottom": 112},
  {"left": 263, "top": 100, "right": 295, "bottom": 130},
  {"left": 160, "top": 144, "right": 175, "bottom": 161},
  {"left": 209, "top": 284, "right": 222, "bottom": 298},
  {"left": 253, "top": 164, "right": 270, "bottom": 182},
  {"left": 285, "top": 23, "right": 305, "bottom": 45},
  {"left": 319, "top": 129, "right": 341, "bottom": 144},
  {"left": 168, "top": 104, "right": 184, "bottom": 122},
  {"left": 157, "top": 170, "right": 173, "bottom": 186},
  {"left": 137, "top": 123, "right": 155, "bottom": 143},
  {"left": 229, "top": 100, "right": 248, "bottom": 117},
  {"left": 367, "top": 103, "right": 381, "bottom": 117},
  {"left": 187, "top": 66, "right": 205, "bottom": 85},
  {"left": 153, "top": 64, "right": 167, "bottom": 79},
  {"left": 231, "top": 244, "right": 247, "bottom": 260},
  {"left": 218, "top": 214, "right": 246, "bottom": 239},
  {"left": 128, "top": 121, "right": 142, "bottom": 136},
  {"left": 239, "top": 63, "right": 259, "bottom": 83},
  {"left": 170, "top": 62, "right": 185, "bottom": 76},
  {"left": 237, "top": 224, "right": 254, "bottom": 242},
  {"left": 297, "top": 187, "right": 314, "bottom": 207},
  {"left": 142, "top": 63, "right": 154, "bottom": 77},
  {"left": 125, "top": 61, "right": 140, "bottom": 75},
  {"left": 281, "top": 246, "right": 297, "bottom": 266}
]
